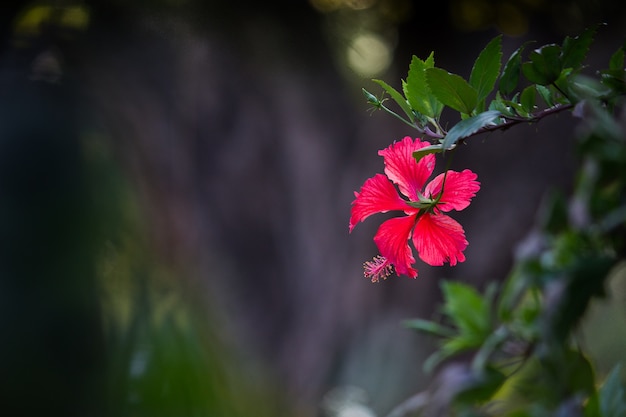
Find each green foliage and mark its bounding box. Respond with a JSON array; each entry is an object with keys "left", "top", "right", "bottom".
[
  {"left": 371, "top": 79, "right": 415, "bottom": 123},
  {"left": 362, "top": 25, "right": 626, "bottom": 417},
  {"left": 363, "top": 26, "right": 607, "bottom": 163},
  {"left": 426, "top": 67, "right": 478, "bottom": 115},
  {"left": 469, "top": 35, "right": 502, "bottom": 105},
  {"left": 561, "top": 26, "right": 598, "bottom": 71},
  {"left": 404, "top": 53, "right": 443, "bottom": 118},
  {"left": 519, "top": 85, "right": 536, "bottom": 116},
  {"left": 522, "top": 44, "right": 562, "bottom": 85},
  {"left": 441, "top": 281, "right": 492, "bottom": 348},
  {"left": 441, "top": 110, "right": 501, "bottom": 150},
  {"left": 499, "top": 44, "right": 526, "bottom": 95},
  {"left": 412, "top": 143, "right": 446, "bottom": 161}
]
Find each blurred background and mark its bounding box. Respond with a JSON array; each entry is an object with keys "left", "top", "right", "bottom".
[{"left": 1, "top": 1, "right": 625, "bottom": 416}]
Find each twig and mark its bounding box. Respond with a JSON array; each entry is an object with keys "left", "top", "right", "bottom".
[{"left": 465, "top": 103, "right": 574, "bottom": 141}]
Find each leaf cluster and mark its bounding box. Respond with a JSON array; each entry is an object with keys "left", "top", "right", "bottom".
[{"left": 364, "top": 25, "right": 625, "bottom": 161}]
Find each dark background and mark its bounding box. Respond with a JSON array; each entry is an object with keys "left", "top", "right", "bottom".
[{"left": 1, "top": 1, "right": 625, "bottom": 416}]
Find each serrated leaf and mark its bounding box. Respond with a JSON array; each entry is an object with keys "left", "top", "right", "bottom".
[
  {"left": 488, "top": 100, "right": 514, "bottom": 117},
  {"left": 404, "top": 53, "right": 443, "bottom": 118},
  {"left": 441, "top": 110, "right": 501, "bottom": 150},
  {"left": 489, "top": 92, "right": 516, "bottom": 117},
  {"left": 426, "top": 67, "right": 478, "bottom": 114},
  {"left": 561, "top": 25, "right": 597, "bottom": 70},
  {"left": 520, "top": 85, "right": 536, "bottom": 115},
  {"left": 522, "top": 44, "right": 562, "bottom": 85},
  {"left": 499, "top": 44, "right": 527, "bottom": 96},
  {"left": 412, "top": 143, "right": 447, "bottom": 161},
  {"left": 372, "top": 79, "right": 415, "bottom": 122},
  {"left": 470, "top": 35, "right": 502, "bottom": 102},
  {"left": 536, "top": 84, "right": 555, "bottom": 107}
]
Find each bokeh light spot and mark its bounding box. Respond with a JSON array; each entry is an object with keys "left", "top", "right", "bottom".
[
  {"left": 346, "top": 32, "right": 392, "bottom": 78},
  {"left": 309, "top": 0, "right": 344, "bottom": 13},
  {"left": 344, "top": 0, "right": 377, "bottom": 10}
]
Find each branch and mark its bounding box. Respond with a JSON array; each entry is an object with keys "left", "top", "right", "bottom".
[{"left": 467, "top": 103, "right": 574, "bottom": 140}]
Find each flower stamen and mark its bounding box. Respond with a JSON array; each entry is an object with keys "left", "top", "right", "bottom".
[{"left": 363, "top": 255, "right": 394, "bottom": 283}]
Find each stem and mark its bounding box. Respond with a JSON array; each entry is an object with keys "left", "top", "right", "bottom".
[
  {"left": 426, "top": 116, "right": 446, "bottom": 136},
  {"left": 438, "top": 152, "right": 455, "bottom": 197},
  {"left": 464, "top": 103, "right": 574, "bottom": 141},
  {"left": 380, "top": 103, "right": 422, "bottom": 131},
  {"left": 551, "top": 82, "right": 571, "bottom": 102}
]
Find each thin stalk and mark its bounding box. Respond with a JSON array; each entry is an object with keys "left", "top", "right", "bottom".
[{"left": 380, "top": 103, "right": 422, "bottom": 131}]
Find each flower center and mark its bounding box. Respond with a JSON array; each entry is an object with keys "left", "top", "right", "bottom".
[{"left": 363, "top": 255, "right": 394, "bottom": 282}]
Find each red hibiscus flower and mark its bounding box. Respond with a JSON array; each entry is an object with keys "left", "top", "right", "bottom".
[{"left": 350, "top": 137, "right": 480, "bottom": 281}]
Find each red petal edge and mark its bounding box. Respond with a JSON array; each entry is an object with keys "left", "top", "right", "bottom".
[
  {"left": 378, "top": 137, "right": 435, "bottom": 202},
  {"left": 349, "top": 173, "right": 410, "bottom": 232},
  {"left": 373, "top": 215, "right": 418, "bottom": 278}
]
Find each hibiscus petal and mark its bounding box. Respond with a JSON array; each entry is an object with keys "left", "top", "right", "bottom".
[
  {"left": 350, "top": 174, "right": 412, "bottom": 231},
  {"left": 378, "top": 137, "right": 435, "bottom": 202},
  {"left": 374, "top": 215, "right": 418, "bottom": 278},
  {"left": 423, "top": 169, "right": 480, "bottom": 212},
  {"left": 413, "top": 213, "right": 468, "bottom": 266}
]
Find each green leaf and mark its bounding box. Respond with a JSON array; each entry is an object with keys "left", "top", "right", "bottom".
[
  {"left": 404, "top": 53, "right": 443, "bottom": 118},
  {"left": 601, "top": 69, "right": 626, "bottom": 95},
  {"left": 520, "top": 85, "right": 536, "bottom": 115},
  {"left": 499, "top": 44, "right": 526, "bottom": 96},
  {"left": 570, "top": 74, "right": 612, "bottom": 100},
  {"left": 586, "top": 392, "right": 601, "bottom": 417},
  {"left": 412, "top": 143, "right": 446, "bottom": 161},
  {"left": 441, "top": 281, "right": 491, "bottom": 343},
  {"left": 470, "top": 35, "right": 502, "bottom": 102},
  {"left": 563, "top": 349, "right": 597, "bottom": 395},
  {"left": 609, "top": 44, "right": 625, "bottom": 71},
  {"left": 536, "top": 84, "right": 555, "bottom": 107},
  {"left": 403, "top": 318, "right": 456, "bottom": 338},
  {"left": 522, "top": 44, "right": 562, "bottom": 85},
  {"left": 441, "top": 110, "right": 501, "bottom": 150},
  {"left": 426, "top": 67, "right": 478, "bottom": 114},
  {"left": 599, "top": 364, "right": 626, "bottom": 417},
  {"left": 603, "top": 44, "right": 626, "bottom": 94},
  {"left": 561, "top": 25, "right": 597, "bottom": 70},
  {"left": 372, "top": 79, "right": 415, "bottom": 122},
  {"left": 489, "top": 92, "right": 516, "bottom": 117}
]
